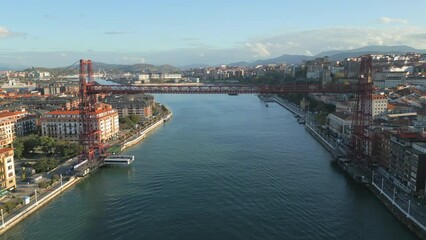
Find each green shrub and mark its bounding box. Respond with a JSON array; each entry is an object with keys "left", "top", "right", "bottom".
[
  {"left": 51, "top": 174, "right": 60, "bottom": 184},
  {"left": 38, "top": 181, "right": 50, "bottom": 188},
  {"left": 2, "top": 199, "right": 21, "bottom": 213}
]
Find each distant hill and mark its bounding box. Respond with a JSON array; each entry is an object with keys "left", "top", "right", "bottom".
[
  {"left": 227, "top": 45, "right": 426, "bottom": 67},
  {"left": 0, "top": 63, "right": 29, "bottom": 71},
  {"left": 22, "top": 62, "right": 181, "bottom": 76},
  {"left": 315, "top": 45, "right": 426, "bottom": 61},
  {"left": 90, "top": 62, "right": 180, "bottom": 73},
  {"left": 180, "top": 63, "right": 211, "bottom": 70},
  {"left": 252, "top": 54, "right": 313, "bottom": 65}
]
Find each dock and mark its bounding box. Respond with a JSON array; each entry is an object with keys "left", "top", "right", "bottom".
[{"left": 103, "top": 155, "right": 135, "bottom": 165}]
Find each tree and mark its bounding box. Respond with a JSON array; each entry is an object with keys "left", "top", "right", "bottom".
[
  {"left": 39, "top": 136, "right": 56, "bottom": 154},
  {"left": 33, "top": 157, "right": 59, "bottom": 173},
  {"left": 56, "top": 141, "right": 81, "bottom": 158},
  {"left": 23, "top": 134, "right": 40, "bottom": 154},
  {"left": 13, "top": 138, "right": 24, "bottom": 159},
  {"left": 21, "top": 167, "right": 27, "bottom": 182},
  {"left": 129, "top": 115, "right": 141, "bottom": 124}
]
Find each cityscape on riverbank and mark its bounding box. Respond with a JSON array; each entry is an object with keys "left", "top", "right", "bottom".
[
  {"left": 0, "top": 50, "right": 425, "bottom": 237},
  {"left": 2, "top": 0, "right": 426, "bottom": 239}
]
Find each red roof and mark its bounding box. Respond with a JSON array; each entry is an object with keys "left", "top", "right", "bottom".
[
  {"left": 47, "top": 110, "right": 80, "bottom": 115},
  {"left": 0, "top": 148, "right": 13, "bottom": 154},
  {"left": 0, "top": 111, "right": 26, "bottom": 119},
  {"left": 47, "top": 108, "right": 115, "bottom": 115}
]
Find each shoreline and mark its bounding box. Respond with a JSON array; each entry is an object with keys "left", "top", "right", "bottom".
[
  {"left": 0, "top": 111, "right": 173, "bottom": 235},
  {"left": 120, "top": 112, "right": 173, "bottom": 152},
  {"left": 0, "top": 176, "right": 82, "bottom": 235},
  {"left": 268, "top": 95, "right": 426, "bottom": 240}
]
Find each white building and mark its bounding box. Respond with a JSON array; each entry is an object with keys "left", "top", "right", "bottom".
[
  {"left": 326, "top": 112, "right": 353, "bottom": 141},
  {"left": 40, "top": 104, "right": 119, "bottom": 142},
  {"left": 372, "top": 94, "right": 388, "bottom": 118},
  {"left": 136, "top": 73, "right": 150, "bottom": 81}
]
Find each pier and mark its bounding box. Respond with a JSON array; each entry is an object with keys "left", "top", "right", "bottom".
[{"left": 104, "top": 155, "right": 135, "bottom": 165}]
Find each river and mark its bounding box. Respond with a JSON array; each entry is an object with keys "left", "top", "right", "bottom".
[{"left": 0, "top": 95, "right": 418, "bottom": 239}]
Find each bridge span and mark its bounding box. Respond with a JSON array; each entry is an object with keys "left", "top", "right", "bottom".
[{"left": 86, "top": 83, "right": 360, "bottom": 95}]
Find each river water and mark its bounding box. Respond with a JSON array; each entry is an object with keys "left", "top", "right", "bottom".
[{"left": 1, "top": 95, "right": 418, "bottom": 240}]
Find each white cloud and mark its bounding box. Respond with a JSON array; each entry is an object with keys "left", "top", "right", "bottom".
[
  {"left": 0, "top": 26, "right": 11, "bottom": 38},
  {"left": 242, "top": 26, "right": 426, "bottom": 57},
  {"left": 378, "top": 17, "right": 408, "bottom": 24},
  {"left": 2, "top": 25, "right": 426, "bottom": 67},
  {"left": 0, "top": 26, "right": 25, "bottom": 39},
  {"left": 304, "top": 50, "right": 313, "bottom": 56},
  {"left": 245, "top": 42, "right": 271, "bottom": 58}
]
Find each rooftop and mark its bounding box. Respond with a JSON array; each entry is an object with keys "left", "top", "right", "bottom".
[{"left": 0, "top": 148, "right": 14, "bottom": 154}]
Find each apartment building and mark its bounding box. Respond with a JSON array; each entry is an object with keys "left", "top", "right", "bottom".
[
  {"left": 372, "top": 94, "right": 388, "bottom": 118},
  {"left": 104, "top": 94, "right": 154, "bottom": 119},
  {"left": 0, "top": 148, "right": 15, "bottom": 190},
  {"left": 40, "top": 104, "right": 119, "bottom": 143},
  {"left": 389, "top": 132, "right": 426, "bottom": 193}
]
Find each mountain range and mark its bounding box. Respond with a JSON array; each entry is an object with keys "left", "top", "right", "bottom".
[
  {"left": 2, "top": 45, "right": 426, "bottom": 71},
  {"left": 226, "top": 45, "right": 426, "bottom": 67}
]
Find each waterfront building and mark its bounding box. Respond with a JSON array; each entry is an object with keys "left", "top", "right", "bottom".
[
  {"left": 326, "top": 112, "right": 353, "bottom": 142},
  {"left": 40, "top": 103, "right": 119, "bottom": 142},
  {"left": 405, "top": 142, "right": 426, "bottom": 193},
  {"left": 0, "top": 148, "right": 16, "bottom": 190},
  {"left": 389, "top": 132, "right": 426, "bottom": 193},
  {"left": 104, "top": 94, "right": 153, "bottom": 119},
  {"left": 371, "top": 128, "right": 393, "bottom": 170}
]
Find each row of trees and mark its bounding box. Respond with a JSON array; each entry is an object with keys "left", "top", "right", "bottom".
[
  {"left": 119, "top": 115, "right": 142, "bottom": 129},
  {"left": 13, "top": 135, "right": 81, "bottom": 159},
  {"left": 278, "top": 93, "right": 337, "bottom": 125}
]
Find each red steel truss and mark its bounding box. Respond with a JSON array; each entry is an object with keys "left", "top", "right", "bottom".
[
  {"left": 350, "top": 55, "right": 373, "bottom": 165},
  {"left": 79, "top": 60, "right": 102, "bottom": 163}
]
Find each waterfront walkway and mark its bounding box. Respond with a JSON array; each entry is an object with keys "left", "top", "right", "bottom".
[{"left": 0, "top": 176, "right": 80, "bottom": 234}]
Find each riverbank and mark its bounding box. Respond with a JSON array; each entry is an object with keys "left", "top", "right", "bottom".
[
  {"left": 121, "top": 112, "right": 173, "bottom": 151},
  {"left": 0, "top": 111, "right": 173, "bottom": 235},
  {"left": 267, "top": 94, "right": 426, "bottom": 240},
  {"left": 0, "top": 176, "right": 82, "bottom": 235}
]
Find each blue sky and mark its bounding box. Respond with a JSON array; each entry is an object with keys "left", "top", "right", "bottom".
[{"left": 1, "top": 0, "right": 426, "bottom": 67}]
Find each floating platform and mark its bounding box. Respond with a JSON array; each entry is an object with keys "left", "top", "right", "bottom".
[{"left": 104, "top": 155, "right": 135, "bottom": 165}]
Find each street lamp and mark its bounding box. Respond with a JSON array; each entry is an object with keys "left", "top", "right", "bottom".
[
  {"left": 392, "top": 188, "right": 396, "bottom": 205},
  {"left": 1, "top": 209, "right": 4, "bottom": 228},
  {"left": 35, "top": 189, "right": 38, "bottom": 206},
  {"left": 407, "top": 200, "right": 411, "bottom": 218},
  {"left": 381, "top": 178, "right": 384, "bottom": 195}
]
